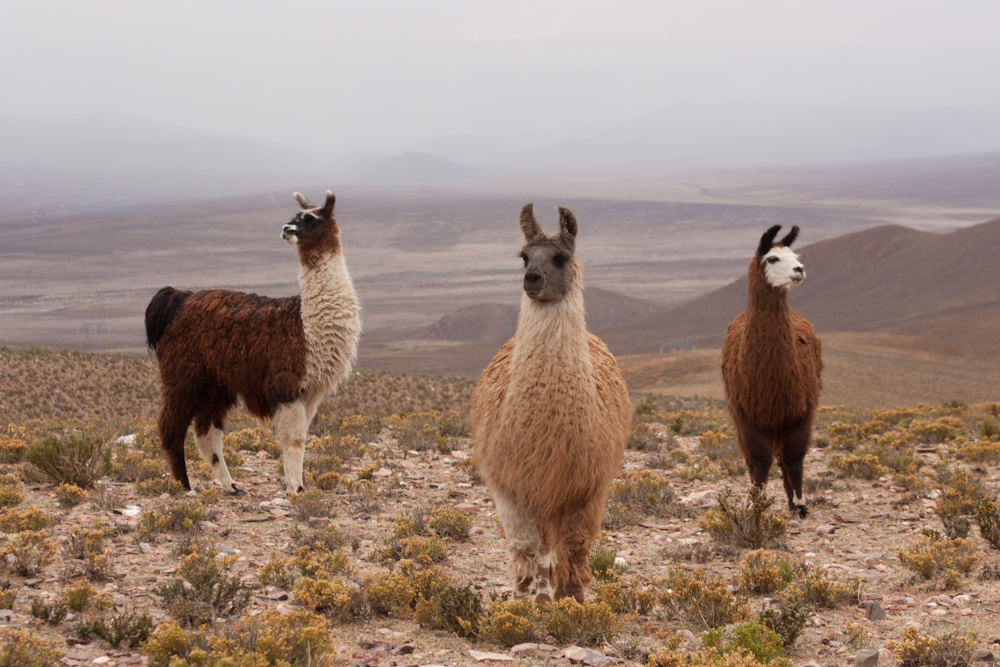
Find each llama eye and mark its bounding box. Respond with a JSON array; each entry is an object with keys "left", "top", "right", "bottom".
[
  {"left": 767, "top": 256, "right": 779, "bottom": 264},
  {"left": 519, "top": 252, "right": 528, "bottom": 266},
  {"left": 552, "top": 254, "right": 568, "bottom": 269}
]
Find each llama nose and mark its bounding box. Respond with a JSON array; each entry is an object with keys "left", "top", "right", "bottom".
[
  {"left": 524, "top": 271, "right": 545, "bottom": 293},
  {"left": 793, "top": 266, "right": 804, "bottom": 275}
]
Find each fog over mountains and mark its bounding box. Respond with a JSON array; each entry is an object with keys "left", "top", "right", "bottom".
[{"left": 3, "top": 100, "right": 1000, "bottom": 218}]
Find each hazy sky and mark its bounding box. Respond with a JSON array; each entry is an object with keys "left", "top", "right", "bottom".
[{"left": 2, "top": 1, "right": 999, "bottom": 157}]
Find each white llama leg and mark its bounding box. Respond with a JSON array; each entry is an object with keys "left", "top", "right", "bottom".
[
  {"left": 494, "top": 493, "right": 541, "bottom": 597},
  {"left": 194, "top": 426, "right": 239, "bottom": 494},
  {"left": 274, "top": 400, "right": 309, "bottom": 495}
]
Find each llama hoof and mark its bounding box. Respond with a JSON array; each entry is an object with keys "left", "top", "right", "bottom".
[
  {"left": 227, "top": 485, "right": 246, "bottom": 497},
  {"left": 791, "top": 505, "right": 808, "bottom": 519}
]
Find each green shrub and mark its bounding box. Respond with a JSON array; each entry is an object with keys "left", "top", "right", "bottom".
[
  {"left": 136, "top": 477, "right": 185, "bottom": 496},
  {"left": 699, "top": 486, "right": 787, "bottom": 549},
  {"left": 886, "top": 627, "right": 978, "bottom": 667},
  {"left": 898, "top": 533, "right": 980, "bottom": 587},
  {"left": 428, "top": 507, "right": 472, "bottom": 541},
  {"left": 0, "top": 530, "right": 56, "bottom": 576},
  {"left": 0, "top": 506, "right": 55, "bottom": 532},
  {"left": 415, "top": 582, "right": 482, "bottom": 638},
  {"left": 734, "top": 549, "right": 798, "bottom": 595},
  {"left": 30, "top": 596, "right": 68, "bottom": 625},
  {"left": 783, "top": 568, "right": 862, "bottom": 609},
  {"left": 0, "top": 474, "right": 23, "bottom": 508},
  {"left": 542, "top": 597, "right": 623, "bottom": 646},
  {"left": 77, "top": 609, "right": 154, "bottom": 648},
  {"left": 158, "top": 543, "right": 251, "bottom": 626},
  {"left": 24, "top": 433, "right": 112, "bottom": 488},
  {"left": 0, "top": 628, "right": 63, "bottom": 666},
  {"left": 657, "top": 565, "right": 750, "bottom": 630},
  {"left": 480, "top": 597, "right": 537, "bottom": 647},
  {"left": 54, "top": 482, "right": 87, "bottom": 508}
]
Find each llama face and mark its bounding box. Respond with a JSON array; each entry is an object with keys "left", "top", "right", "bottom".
[
  {"left": 761, "top": 246, "right": 805, "bottom": 289},
  {"left": 282, "top": 191, "right": 338, "bottom": 252},
  {"left": 520, "top": 238, "right": 577, "bottom": 303}
]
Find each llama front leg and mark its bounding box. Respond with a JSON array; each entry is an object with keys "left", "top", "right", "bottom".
[
  {"left": 274, "top": 401, "right": 309, "bottom": 495},
  {"left": 554, "top": 496, "right": 604, "bottom": 603},
  {"left": 193, "top": 419, "right": 243, "bottom": 496},
  {"left": 737, "top": 421, "right": 774, "bottom": 487},
  {"left": 493, "top": 492, "right": 542, "bottom": 598},
  {"left": 780, "top": 419, "right": 812, "bottom": 518},
  {"left": 159, "top": 398, "right": 193, "bottom": 491}
]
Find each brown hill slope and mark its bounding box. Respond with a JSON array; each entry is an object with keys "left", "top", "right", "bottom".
[
  {"left": 617, "top": 332, "right": 1000, "bottom": 409},
  {"left": 601, "top": 217, "right": 1000, "bottom": 354},
  {"left": 416, "top": 287, "right": 663, "bottom": 341}
]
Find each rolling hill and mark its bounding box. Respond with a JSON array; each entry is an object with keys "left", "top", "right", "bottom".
[
  {"left": 600, "top": 216, "right": 1000, "bottom": 355},
  {"left": 413, "top": 287, "right": 664, "bottom": 342}
]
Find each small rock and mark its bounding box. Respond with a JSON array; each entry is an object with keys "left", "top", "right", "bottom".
[
  {"left": 372, "top": 467, "right": 393, "bottom": 477},
  {"left": 0, "top": 610, "right": 15, "bottom": 622},
  {"left": 267, "top": 590, "right": 289, "bottom": 601},
  {"left": 308, "top": 516, "right": 332, "bottom": 527},
  {"left": 93, "top": 657, "right": 111, "bottom": 665},
  {"left": 614, "top": 556, "right": 628, "bottom": 568},
  {"left": 509, "top": 643, "right": 539, "bottom": 657},
  {"left": 865, "top": 601, "right": 885, "bottom": 621},
  {"left": 139, "top": 542, "right": 153, "bottom": 555},
  {"left": 469, "top": 650, "right": 514, "bottom": 661},
  {"left": 816, "top": 524, "right": 837, "bottom": 536},
  {"left": 256, "top": 450, "right": 270, "bottom": 459},
  {"left": 972, "top": 649, "right": 997, "bottom": 662},
  {"left": 799, "top": 662, "right": 823, "bottom": 667},
  {"left": 272, "top": 497, "right": 291, "bottom": 507},
  {"left": 855, "top": 648, "right": 879, "bottom": 667},
  {"left": 563, "top": 646, "right": 614, "bottom": 666},
  {"left": 115, "top": 434, "right": 137, "bottom": 445},
  {"left": 679, "top": 489, "right": 719, "bottom": 507}
]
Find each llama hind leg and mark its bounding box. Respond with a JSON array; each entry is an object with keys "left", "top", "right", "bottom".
[
  {"left": 158, "top": 397, "right": 194, "bottom": 491},
  {"left": 274, "top": 401, "right": 309, "bottom": 495},
  {"left": 738, "top": 422, "right": 774, "bottom": 488},
  {"left": 193, "top": 417, "right": 242, "bottom": 496}
]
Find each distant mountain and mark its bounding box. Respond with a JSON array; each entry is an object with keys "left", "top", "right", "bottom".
[
  {"left": 0, "top": 115, "right": 328, "bottom": 217},
  {"left": 362, "top": 152, "right": 482, "bottom": 183},
  {"left": 600, "top": 217, "right": 1000, "bottom": 354},
  {"left": 417, "top": 287, "right": 664, "bottom": 341}
]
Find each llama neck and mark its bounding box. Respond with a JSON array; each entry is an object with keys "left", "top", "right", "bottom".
[
  {"left": 298, "top": 250, "right": 361, "bottom": 393},
  {"left": 510, "top": 277, "right": 592, "bottom": 383},
  {"left": 742, "top": 263, "right": 797, "bottom": 369}
]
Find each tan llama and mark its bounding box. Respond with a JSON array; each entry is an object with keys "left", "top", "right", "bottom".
[{"left": 472, "top": 203, "right": 632, "bottom": 603}]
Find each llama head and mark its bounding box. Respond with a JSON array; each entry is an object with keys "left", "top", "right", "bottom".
[
  {"left": 282, "top": 190, "right": 338, "bottom": 252},
  {"left": 756, "top": 225, "right": 804, "bottom": 289},
  {"left": 517, "top": 203, "right": 580, "bottom": 303}
]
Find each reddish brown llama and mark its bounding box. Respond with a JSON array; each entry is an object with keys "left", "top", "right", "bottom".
[
  {"left": 472, "top": 203, "right": 632, "bottom": 603},
  {"left": 721, "top": 225, "right": 823, "bottom": 518},
  {"left": 144, "top": 191, "right": 361, "bottom": 495}
]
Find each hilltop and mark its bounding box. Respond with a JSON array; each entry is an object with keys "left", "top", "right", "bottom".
[{"left": 599, "top": 217, "right": 1000, "bottom": 354}]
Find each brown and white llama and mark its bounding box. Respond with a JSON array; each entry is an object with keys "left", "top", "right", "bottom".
[
  {"left": 144, "top": 190, "right": 361, "bottom": 496},
  {"left": 472, "top": 203, "right": 632, "bottom": 604},
  {"left": 721, "top": 225, "right": 823, "bottom": 518}
]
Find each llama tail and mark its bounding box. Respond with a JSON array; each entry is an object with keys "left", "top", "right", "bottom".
[{"left": 144, "top": 287, "right": 191, "bottom": 352}]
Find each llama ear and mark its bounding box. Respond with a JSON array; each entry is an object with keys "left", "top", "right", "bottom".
[
  {"left": 519, "top": 203, "right": 542, "bottom": 241},
  {"left": 293, "top": 192, "right": 312, "bottom": 209},
  {"left": 557, "top": 206, "right": 577, "bottom": 253},
  {"left": 779, "top": 225, "right": 799, "bottom": 248},
  {"left": 321, "top": 190, "right": 336, "bottom": 219},
  {"left": 757, "top": 225, "right": 782, "bottom": 258}
]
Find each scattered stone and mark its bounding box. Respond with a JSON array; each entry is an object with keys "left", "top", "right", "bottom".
[
  {"left": 266, "top": 590, "right": 289, "bottom": 601},
  {"left": 865, "top": 600, "right": 885, "bottom": 621},
  {"left": 855, "top": 648, "right": 879, "bottom": 667},
  {"left": 391, "top": 645, "right": 416, "bottom": 655},
  {"left": 972, "top": 649, "right": 996, "bottom": 662},
  {"left": 272, "top": 497, "right": 291, "bottom": 507},
  {"left": 372, "top": 467, "right": 393, "bottom": 477},
  {"left": 835, "top": 512, "right": 862, "bottom": 523},
  {"left": 816, "top": 524, "right": 837, "bottom": 536},
  {"left": 679, "top": 489, "right": 719, "bottom": 507},
  {"left": 799, "top": 662, "right": 823, "bottom": 667},
  {"left": 563, "top": 646, "right": 614, "bottom": 666},
  {"left": 308, "top": 516, "right": 332, "bottom": 527},
  {"left": 256, "top": 450, "right": 270, "bottom": 459},
  {"left": 138, "top": 542, "right": 153, "bottom": 555},
  {"left": 0, "top": 609, "right": 14, "bottom": 622},
  {"left": 469, "top": 650, "right": 514, "bottom": 661},
  {"left": 93, "top": 657, "right": 111, "bottom": 665}
]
